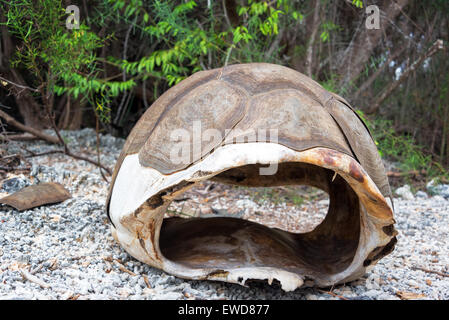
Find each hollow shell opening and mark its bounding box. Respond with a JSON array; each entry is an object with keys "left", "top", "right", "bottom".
[
  {"left": 109, "top": 144, "right": 395, "bottom": 291},
  {"left": 159, "top": 162, "right": 360, "bottom": 280}
]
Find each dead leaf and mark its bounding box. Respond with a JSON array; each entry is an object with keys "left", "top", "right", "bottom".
[
  {"left": 396, "top": 291, "right": 427, "bottom": 300},
  {"left": 68, "top": 293, "right": 81, "bottom": 300},
  {"left": 0, "top": 182, "right": 71, "bottom": 211},
  {"left": 50, "top": 214, "right": 61, "bottom": 223}
]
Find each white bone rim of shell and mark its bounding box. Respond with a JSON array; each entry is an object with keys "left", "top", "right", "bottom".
[{"left": 110, "top": 142, "right": 394, "bottom": 292}]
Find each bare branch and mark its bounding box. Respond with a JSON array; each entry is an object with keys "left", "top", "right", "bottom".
[
  {"left": 19, "top": 268, "right": 50, "bottom": 289},
  {"left": 222, "top": 0, "right": 232, "bottom": 29},
  {"left": 0, "top": 75, "right": 39, "bottom": 93},
  {"left": 367, "top": 39, "right": 444, "bottom": 114},
  {"left": 0, "top": 109, "right": 60, "bottom": 144},
  {"left": 354, "top": 47, "right": 406, "bottom": 100},
  {"left": 39, "top": 87, "right": 113, "bottom": 176}
]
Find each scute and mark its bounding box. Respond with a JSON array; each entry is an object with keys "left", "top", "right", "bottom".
[
  {"left": 106, "top": 68, "right": 219, "bottom": 214},
  {"left": 224, "top": 88, "right": 352, "bottom": 157},
  {"left": 220, "top": 63, "right": 390, "bottom": 199},
  {"left": 139, "top": 80, "right": 248, "bottom": 174}
]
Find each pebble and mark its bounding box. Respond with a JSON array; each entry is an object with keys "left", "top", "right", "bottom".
[
  {"left": 0, "top": 176, "right": 31, "bottom": 193},
  {"left": 415, "top": 191, "right": 428, "bottom": 199},
  {"left": 395, "top": 185, "right": 414, "bottom": 200}
]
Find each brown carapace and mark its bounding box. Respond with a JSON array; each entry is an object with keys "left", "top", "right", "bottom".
[{"left": 106, "top": 63, "right": 397, "bottom": 291}]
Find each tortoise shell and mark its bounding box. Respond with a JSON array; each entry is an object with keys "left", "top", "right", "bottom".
[
  {"left": 106, "top": 63, "right": 396, "bottom": 291},
  {"left": 107, "top": 63, "right": 391, "bottom": 213}
]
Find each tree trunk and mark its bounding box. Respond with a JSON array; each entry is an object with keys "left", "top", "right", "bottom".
[
  {"left": 58, "top": 96, "right": 84, "bottom": 130},
  {"left": 0, "top": 14, "right": 46, "bottom": 129},
  {"left": 304, "top": 0, "right": 321, "bottom": 77}
]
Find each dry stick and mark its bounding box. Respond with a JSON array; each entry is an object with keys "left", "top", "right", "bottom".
[
  {"left": 367, "top": 39, "right": 444, "bottom": 114},
  {"left": 142, "top": 79, "right": 149, "bottom": 109},
  {"left": 25, "top": 150, "right": 64, "bottom": 158},
  {"left": 142, "top": 274, "right": 151, "bottom": 288},
  {"left": 0, "top": 166, "right": 30, "bottom": 171},
  {"left": 317, "top": 289, "right": 349, "bottom": 300},
  {"left": 38, "top": 86, "right": 112, "bottom": 176},
  {"left": 1, "top": 80, "right": 111, "bottom": 176},
  {"left": 387, "top": 170, "right": 422, "bottom": 177},
  {"left": 0, "top": 75, "right": 39, "bottom": 93},
  {"left": 413, "top": 266, "right": 449, "bottom": 277},
  {"left": 56, "top": 134, "right": 112, "bottom": 175},
  {"left": 0, "top": 133, "right": 39, "bottom": 141},
  {"left": 113, "top": 259, "right": 137, "bottom": 276},
  {"left": 0, "top": 132, "right": 36, "bottom": 163},
  {"left": 19, "top": 268, "right": 50, "bottom": 289},
  {"left": 0, "top": 109, "right": 60, "bottom": 144},
  {"left": 114, "top": 17, "right": 135, "bottom": 126},
  {"left": 1, "top": 77, "right": 110, "bottom": 174}
]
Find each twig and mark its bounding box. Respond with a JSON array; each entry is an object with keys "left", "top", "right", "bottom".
[
  {"left": 0, "top": 110, "right": 60, "bottom": 144},
  {"left": 142, "top": 79, "right": 149, "bottom": 109},
  {"left": 0, "top": 165, "right": 30, "bottom": 172},
  {"left": 387, "top": 170, "right": 423, "bottom": 177},
  {"left": 222, "top": 0, "right": 232, "bottom": 28},
  {"left": 113, "top": 260, "right": 137, "bottom": 276},
  {"left": 16, "top": 144, "right": 37, "bottom": 157},
  {"left": 353, "top": 47, "right": 406, "bottom": 100},
  {"left": 62, "top": 146, "right": 112, "bottom": 175},
  {"left": 30, "top": 264, "right": 44, "bottom": 275},
  {"left": 39, "top": 87, "right": 112, "bottom": 176},
  {"left": 166, "top": 208, "right": 196, "bottom": 218},
  {"left": 23, "top": 148, "right": 111, "bottom": 176},
  {"left": 412, "top": 266, "right": 449, "bottom": 277},
  {"left": 224, "top": 45, "right": 233, "bottom": 68},
  {"left": 19, "top": 268, "right": 50, "bottom": 289},
  {"left": 265, "top": 28, "right": 284, "bottom": 60},
  {"left": 142, "top": 274, "right": 151, "bottom": 288},
  {"left": 0, "top": 133, "right": 39, "bottom": 141},
  {"left": 24, "top": 150, "right": 64, "bottom": 158},
  {"left": 0, "top": 75, "right": 39, "bottom": 93},
  {"left": 317, "top": 289, "right": 349, "bottom": 300},
  {"left": 68, "top": 293, "right": 81, "bottom": 300}
]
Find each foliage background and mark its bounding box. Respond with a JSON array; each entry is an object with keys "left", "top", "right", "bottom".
[{"left": 0, "top": 0, "right": 448, "bottom": 181}]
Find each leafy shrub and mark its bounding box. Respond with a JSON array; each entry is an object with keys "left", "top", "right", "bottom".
[{"left": 356, "top": 110, "right": 447, "bottom": 178}]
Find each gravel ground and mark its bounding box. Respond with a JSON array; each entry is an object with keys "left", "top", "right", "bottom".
[{"left": 0, "top": 128, "right": 448, "bottom": 300}]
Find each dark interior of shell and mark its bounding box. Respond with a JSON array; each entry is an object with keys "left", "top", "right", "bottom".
[{"left": 160, "top": 163, "right": 360, "bottom": 276}]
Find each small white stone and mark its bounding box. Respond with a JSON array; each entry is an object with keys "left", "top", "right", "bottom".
[
  {"left": 395, "top": 185, "right": 414, "bottom": 200},
  {"left": 430, "top": 195, "right": 444, "bottom": 202}
]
